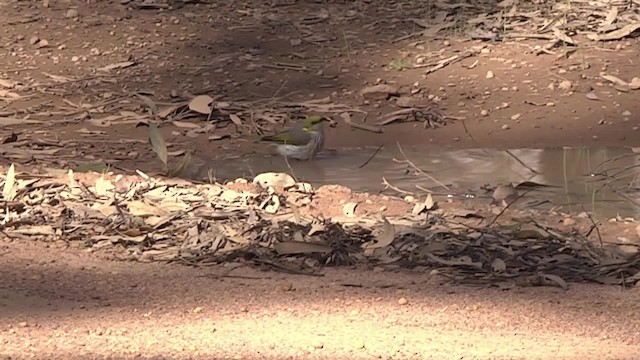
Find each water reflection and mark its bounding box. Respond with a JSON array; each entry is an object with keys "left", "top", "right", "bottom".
[{"left": 188, "top": 147, "right": 640, "bottom": 218}]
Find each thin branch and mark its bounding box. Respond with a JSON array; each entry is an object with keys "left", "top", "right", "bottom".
[
  {"left": 505, "top": 149, "right": 539, "bottom": 174},
  {"left": 396, "top": 142, "right": 450, "bottom": 191},
  {"left": 357, "top": 145, "right": 383, "bottom": 169},
  {"left": 382, "top": 176, "right": 413, "bottom": 195}
]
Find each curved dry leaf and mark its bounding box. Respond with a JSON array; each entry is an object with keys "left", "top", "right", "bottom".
[
  {"left": 343, "top": 202, "right": 358, "bottom": 217},
  {"left": 188, "top": 95, "right": 214, "bottom": 114},
  {"left": 159, "top": 104, "right": 182, "bottom": 119},
  {"left": 168, "top": 152, "right": 191, "bottom": 177},
  {"left": 135, "top": 94, "right": 158, "bottom": 117},
  {"left": 366, "top": 216, "right": 396, "bottom": 249},
  {"left": 97, "top": 61, "right": 136, "bottom": 72},
  {"left": 172, "top": 120, "right": 201, "bottom": 129},
  {"left": 412, "top": 202, "right": 426, "bottom": 215},
  {"left": 229, "top": 113, "right": 243, "bottom": 126},
  {"left": 95, "top": 175, "right": 114, "bottom": 197},
  {"left": 127, "top": 200, "right": 169, "bottom": 217},
  {"left": 596, "top": 23, "right": 640, "bottom": 41},
  {"left": 600, "top": 73, "right": 628, "bottom": 87},
  {"left": 0, "top": 117, "right": 44, "bottom": 126},
  {"left": 11, "top": 225, "right": 54, "bottom": 236},
  {"left": 274, "top": 241, "right": 332, "bottom": 255},
  {"left": 553, "top": 27, "right": 576, "bottom": 45},
  {"left": 148, "top": 123, "right": 168, "bottom": 167},
  {"left": 491, "top": 258, "right": 507, "bottom": 273},
  {"left": 540, "top": 273, "right": 569, "bottom": 290},
  {"left": 602, "top": 6, "right": 618, "bottom": 27},
  {"left": 3, "top": 163, "right": 16, "bottom": 201},
  {"left": 425, "top": 193, "right": 436, "bottom": 210},
  {"left": 263, "top": 194, "right": 280, "bottom": 214},
  {"left": 0, "top": 78, "right": 16, "bottom": 88}
]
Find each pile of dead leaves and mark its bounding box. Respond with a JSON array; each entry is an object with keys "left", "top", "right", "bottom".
[{"left": 0, "top": 165, "right": 638, "bottom": 289}]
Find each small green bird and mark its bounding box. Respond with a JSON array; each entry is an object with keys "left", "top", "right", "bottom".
[{"left": 260, "top": 115, "right": 326, "bottom": 160}]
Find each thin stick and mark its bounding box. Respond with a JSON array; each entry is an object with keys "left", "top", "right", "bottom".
[
  {"left": 382, "top": 177, "right": 413, "bottom": 195},
  {"left": 357, "top": 145, "right": 383, "bottom": 169},
  {"left": 505, "top": 149, "right": 539, "bottom": 174},
  {"left": 460, "top": 119, "right": 491, "bottom": 156},
  {"left": 283, "top": 153, "right": 299, "bottom": 183},
  {"left": 486, "top": 189, "right": 532, "bottom": 227},
  {"left": 582, "top": 208, "right": 603, "bottom": 248},
  {"left": 396, "top": 142, "right": 450, "bottom": 191}
]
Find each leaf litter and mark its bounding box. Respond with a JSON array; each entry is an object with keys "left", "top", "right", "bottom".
[{"left": 0, "top": 164, "right": 638, "bottom": 289}]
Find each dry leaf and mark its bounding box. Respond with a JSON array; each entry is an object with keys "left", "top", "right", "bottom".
[
  {"left": 0, "top": 117, "right": 44, "bottom": 126},
  {"left": 127, "top": 200, "right": 169, "bottom": 217},
  {"left": 135, "top": 94, "right": 158, "bottom": 116},
  {"left": 172, "top": 121, "right": 200, "bottom": 129},
  {"left": 168, "top": 152, "right": 191, "bottom": 177},
  {"left": 0, "top": 79, "right": 17, "bottom": 88},
  {"left": 95, "top": 175, "right": 113, "bottom": 197},
  {"left": 148, "top": 123, "right": 168, "bottom": 167},
  {"left": 229, "top": 113, "right": 243, "bottom": 126},
  {"left": 2, "top": 163, "right": 16, "bottom": 201},
  {"left": 97, "top": 61, "right": 136, "bottom": 72},
  {"left": 208, "top": 134, "right": 230, "bottom": 141},
  {"left": 366, "top": 217, "right": 396, "bottom": 249},
  {"left": 343, "top": 202, "right": 358, "bottom": 217},
  {"left": 274, "top": 241, "right": 332, "bottom": 255},
  {"left": 188, "top": 95, "right": 214, "bottom": 114},
  {"left": 11, "top": 225, "right": 55, "bottom": 236},
  {"left": 491, "top": 258, "right": 507, "bottom": 273}
]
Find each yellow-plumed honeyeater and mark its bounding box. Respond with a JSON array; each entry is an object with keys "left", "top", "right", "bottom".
[{"left": 260, "top": 115, "right": 325, "bottom": 160}]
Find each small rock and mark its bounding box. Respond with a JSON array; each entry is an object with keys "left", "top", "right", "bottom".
[
  {"left": 562, "top": 217, "right": 576, "bottom": 226},
  {"left": 510, "top": 113, "right": 521, "bottom": 121},
  {"left": 492, "top": 184, "right": 517, "bottom": 202},
  {"left": 622, "top": 110, "right": 632, "bottom": 116},
  {"left": 29, "top": 36, "right": 39, "bottom": 45},
  {"left": 253, "top": 172, "right": 295, "bottom": 188},
  {"left": 398, "top": 297, "right": 408, "bottom": 305},
  {"left": 66, "top": 9, "right": 79, "bottom": 18},
  {"left": 558, "top": 80, "right": 572, "bottom": 91},
  {"left": 37, "top": 39, "right": 48, "bottom": 48},
  {"left": 501, "top": 124, "right": 510, "bottom": 130},
  {"left": 360, "top": 84, "right": 399, "bottom": 101},
  {"left": 480, "top": 109, "right": 489, "bottom": 116},
  {"left": 485, "top": 70, "right": 494, "bottom": 79}
]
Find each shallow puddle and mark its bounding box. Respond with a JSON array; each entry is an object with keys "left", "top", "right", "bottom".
[{"left": 188, "top": 146, "right": 640, "bottom": 219}]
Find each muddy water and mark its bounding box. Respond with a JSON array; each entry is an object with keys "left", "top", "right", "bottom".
[{"left": 189, "top": 146, "right": 640, "bottom": 218}]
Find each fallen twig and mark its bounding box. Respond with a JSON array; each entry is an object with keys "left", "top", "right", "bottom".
[{"left": 395, "top": 142, "right": 450, "bottom": 191}]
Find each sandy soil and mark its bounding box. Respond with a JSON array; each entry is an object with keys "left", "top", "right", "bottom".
[
  {"left": 2, "top": 240, "right": 640, "bottom": 360},
  {"left": 2, "top": 1, "right": 640, "bottom": 359}
]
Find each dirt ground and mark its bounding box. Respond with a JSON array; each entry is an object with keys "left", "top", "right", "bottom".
[
  {"left": 2, "top": 0, "right": 640, "bottom": 359},
  {"left": 2, "top": 240, "right": 640, "bottom": 360}
]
